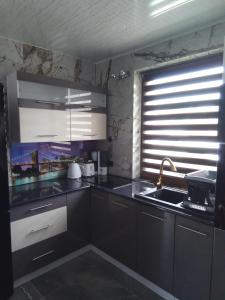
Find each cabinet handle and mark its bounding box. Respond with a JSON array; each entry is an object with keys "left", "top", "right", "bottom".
[
  {"left": 28, "top": 224, "right": 52, "bottom": 235},
  {"left": 82, "top": 134, "right": 96, "bottom": 136},
  {"left": 32, "top": 250, "right": 54, "bottom": 261},
  {"left": 35, "top": 100, "right": 61, "bottom": 106},
  {"left": 112, "top": 200, "right": 129, "bottom": 209},
  {"left": 28, "top": 203, "right": 53, "bottom": 212},
  {"left": 178, "top": 224, "right": 208, "bottom": 237},
  {"left": 36, "top": 134, "right": 58, "bottom": 137},
  {"left": 141, "top": 211, "right": 164, "bottom": 222}
]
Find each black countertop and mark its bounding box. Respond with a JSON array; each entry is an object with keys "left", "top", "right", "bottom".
[
  {"left": 9, "top": 178, "right": 90, "bottom": 207},
  {"left": 9, "top": 175, "right": 215, "bottom": 225}
]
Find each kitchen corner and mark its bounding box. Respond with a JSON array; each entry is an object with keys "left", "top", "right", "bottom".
[{"left": 0, "top": 3, "right": 225, "bottom": 300}]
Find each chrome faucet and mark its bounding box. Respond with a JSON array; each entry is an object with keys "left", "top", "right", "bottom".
[{"left": 156, "top": 157, "right": 177, "bottom": 189}]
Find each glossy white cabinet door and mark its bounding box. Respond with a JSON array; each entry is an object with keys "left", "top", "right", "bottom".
[
  {"left": 19, "top": 107, "right": 70, "bottom": 142},
  {"left": 11, "top": 206, "right": 67, "bottom": 252},
  {"left": 70, "top": 111, "right": 106, "bottom": 141}
]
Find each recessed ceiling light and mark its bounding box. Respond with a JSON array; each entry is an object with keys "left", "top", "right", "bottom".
[{"left": 150, "top": 0, "right": 194, "bottom": 17}]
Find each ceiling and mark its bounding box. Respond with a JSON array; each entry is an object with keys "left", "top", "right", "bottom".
[{"left": 0, "top": 0, "right": 224, "bottom": 62}]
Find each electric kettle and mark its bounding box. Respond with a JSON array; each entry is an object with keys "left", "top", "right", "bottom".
[{"left": 67, "top": 162, "right": 82, "bottom": 179}]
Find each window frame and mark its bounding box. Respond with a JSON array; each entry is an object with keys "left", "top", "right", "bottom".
[{"left": 140, "top": 54, "right": 223, "bottom": 188}]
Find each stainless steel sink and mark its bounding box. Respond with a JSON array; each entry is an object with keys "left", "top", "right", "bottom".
[{"left": 136, "top": 187, "right": 186, "bottom": 207}]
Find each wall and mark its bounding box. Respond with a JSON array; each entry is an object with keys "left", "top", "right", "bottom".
[
  {"left": 0, "top": 36, "right": 94, "bottom": 84},
  {"left": 95, "top": 21, "right": 225, "bottom": 179}
]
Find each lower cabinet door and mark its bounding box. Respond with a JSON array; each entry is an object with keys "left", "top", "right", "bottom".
[
  {"left": 91, "top": 189, "right": 110, "bottom": 250},
  {"left": 137, "top": 204, "right": 175, "bottom": 293},
  {"left": 12, "top": 233, "right": 69, "bottom": 279},
  {"left": 91, "top": 190, "right": 137, "bottom": 270},
  {"left": 174, "top": 216, "right": 213, "bottom": 300},
  {"left": 106, "top": 194, "right": 137, "bottom": 270},
  {"left": 211, "top": 228, "right": 225, "bottom": 300},
  {"left": 67, "top": 189, "right": 90, "bottom": 251}
]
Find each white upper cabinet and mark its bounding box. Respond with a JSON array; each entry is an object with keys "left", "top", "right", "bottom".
[
  {"left": 19, "top": 107, "right": 70, "bottom": 143},
  {"left": 6, "top": 72, "right": 106, "bottom": 143},
  {"left": 70, "top": 111, "right": 106, "bottom": 141}
]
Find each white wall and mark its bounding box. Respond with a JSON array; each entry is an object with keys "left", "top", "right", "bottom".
[{"left": 0, "top": 37, "right": 94, "bottom": 85}]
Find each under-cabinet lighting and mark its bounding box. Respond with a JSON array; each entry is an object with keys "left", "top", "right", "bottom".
[{"left": 150, "top": 0, "right": 194, "bottom": 17}]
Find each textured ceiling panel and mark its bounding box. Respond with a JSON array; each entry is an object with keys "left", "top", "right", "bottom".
[{"left": 0, "top": 0, "right": 224, "bottom": 61}]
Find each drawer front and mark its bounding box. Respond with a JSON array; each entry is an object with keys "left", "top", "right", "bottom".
[
  {"left": 10, "top": 194, "right": 66, "bottom": 221},
  {"left": 11, "top": 206, "right": 67, "bottom": 252},
  {"left": 12, "top": 233, "right": 69, "bottom": 279}
]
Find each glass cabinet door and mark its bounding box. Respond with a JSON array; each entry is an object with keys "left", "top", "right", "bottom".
[
  {"left": 17, "top": 80, "right": 68, "bottom": 104},
  {"left": 68, "top": 89, "right": 106, "bottom": 108}
]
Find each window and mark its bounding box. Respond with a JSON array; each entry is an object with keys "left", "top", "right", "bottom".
[{"left": 141, "top": 55, "right": 223, "bottom": 185}]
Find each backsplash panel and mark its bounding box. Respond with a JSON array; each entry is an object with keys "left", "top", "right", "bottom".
[{"left": 9, "top": 141, "right": 96, "bottom": 186}]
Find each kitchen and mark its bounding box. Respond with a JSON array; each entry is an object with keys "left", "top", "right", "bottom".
[{"left": 0, "top": 0, "right": 225, "bottom": 299}]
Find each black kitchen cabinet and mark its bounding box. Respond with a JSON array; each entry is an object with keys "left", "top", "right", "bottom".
[
  {"left": 67, "top": 189, "right": 90, "bottom": 251},
  {"left": 91, "top": 190, "right": 137, "bottom": 270},
  {"left": 91, "top": 189, "right": 109, "bottom": 250},
  {"left": 211, "top": 228, "right": 225, "bottom": 300},
  {"left": 13, "top": 233, "right": 68, "bottom": 279},
  {"left": 174, "top": 216, "right": 213, "bottom": 300},
  {"left": 137, "top": 204, "right": 175, "bottom": 293}
]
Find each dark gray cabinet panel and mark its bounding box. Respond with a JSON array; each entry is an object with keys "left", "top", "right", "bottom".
[
  {"left": 67, "top": 189, "right": 90, "bottom": 251},
  {"left": 91, "top": 190, "right": 137, "bottom": 270},
  {"left": 10, "top": 194, "right": 66, "bottom": 221},
  {"left": 211, "top": 228, "right": 225, "bottom": 300},
  {"left": 91, "top": 189, "right": 110, "bottom": 250},
  {"left": 174, "top": 216, "right": 213, "bottom": 300},
  {"left": 12, "top": 233, "right": 69, "bottom": 279},
  {"left": 137, "top": 205, "right": 175, "bottom": 293}
]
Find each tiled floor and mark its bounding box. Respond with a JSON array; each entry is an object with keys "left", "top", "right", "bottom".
[{"left": 10, "top": 251, "right": 164, "bottom": 300}]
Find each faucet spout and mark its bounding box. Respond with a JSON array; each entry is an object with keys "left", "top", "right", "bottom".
[{"left": 156, "top": 157, "right": 177, "bottom": 189}]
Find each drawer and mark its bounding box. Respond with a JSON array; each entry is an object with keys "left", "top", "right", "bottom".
[
  {"left": 11, "top": 206, "right": 67, "bottom": 252},
  {"left": 10, "top": 194, "right": 66, "bottom": 221},
  {"left": 12, "top": 233, "right": 69, "bottom": 279}
]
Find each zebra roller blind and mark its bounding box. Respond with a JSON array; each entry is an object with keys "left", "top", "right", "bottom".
[{"left": 141, "top": 54, "right": 223, "bottom": 180}]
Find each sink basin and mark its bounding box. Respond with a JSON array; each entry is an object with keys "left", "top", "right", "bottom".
[
  {"left": 146, "top": 188, "right": 186, "bottom": 204},
  {"left": 136, "top": 187, "right": 186, "bottom": 206}
]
